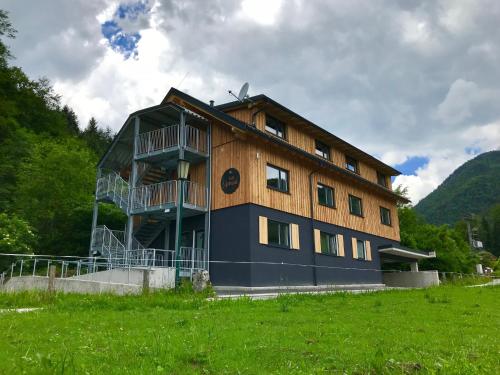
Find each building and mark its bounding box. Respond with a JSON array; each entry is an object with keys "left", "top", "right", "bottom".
[{"left": 90, "top": 87, "right": 436, "bottom": 289}]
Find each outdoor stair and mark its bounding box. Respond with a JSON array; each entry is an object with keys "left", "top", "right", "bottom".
[{"left": 134, "top": 219, "right": 165, "bottom": 248}]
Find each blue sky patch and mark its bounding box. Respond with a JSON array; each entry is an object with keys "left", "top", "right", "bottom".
[
  {"left": 101, "top": 1, "right": 149, "bottom": 59},
  {"left": 465, "top": 146, "right": 481, "bottom": 155},
  {"left": 395, "top": 156, "right": 429, "bottom": 176}
]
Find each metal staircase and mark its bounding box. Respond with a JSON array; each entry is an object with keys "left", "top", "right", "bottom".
[
  {"left": 134, "top": 219, "right": 166, "bottom": 248},
  {"left": 96, "top": 172, "right": 129, "bottom": 212},
  {"left": 91, "top": 225, "right": 127, "bottom": 265}
]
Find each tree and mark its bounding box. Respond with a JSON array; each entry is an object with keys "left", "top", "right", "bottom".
[
  {"left": 61, "top": 105, "right": 80, "bottom": 135},
  {"left": 398, "top": 207, "right": 478, "bottom": 273},
  {"left": 81, "top": 117, "right": 113, "bottom": 158},
  {"left": 0, "top": 213, "right": 36, "bottom": 270},
  {"left": 14, "top": 138, "right": 97, "bottom": 255},
  {"left": 393, "top": 184, "right": 412, "bottom": 208},
  {"left": 0, "top": 9, "right": 16, "bottom": 67}
]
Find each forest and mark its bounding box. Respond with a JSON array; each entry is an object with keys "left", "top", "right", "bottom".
[{"left": 0, "top": 10, "right": 125, "bottom": 268}]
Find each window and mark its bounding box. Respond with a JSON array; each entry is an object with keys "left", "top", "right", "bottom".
[
  {"left": 267, "top": 164, "right": 289, "bottom": 193},
  {"left": 317, "top": 183, "right": 335, "bottom": 208},
  {"left": 356, "top": 239, "right": 366, "bottom": 260},
  {"left": 265, "top": 115, "right": 285, "bottom": 139},
  {"left": 377, "top": 172, "right": 388, "bottom": 187},
  {"left": 380, "top": 207, "right": 392, "bottom": 226},
  {"left": 267, "top": 220, "right": 290, "bottom": 248},
  {"left": 345, "top": 156, "right": 359, "bottom": 174},
  {"left": 349, "top": 194, "right": 363, "bottom": 217},
  {"left": 320, "top": 232, "right": 338, "bottom": 255},
  {"left": 315, "top": 140, "right": 330, "bottom": 160}
]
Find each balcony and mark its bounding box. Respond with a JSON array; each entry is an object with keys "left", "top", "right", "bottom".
[
  {"left": 130, "top": 180, "right": 208, "bottom": 216},
  {"left": 135, "top": 124, "right": 208, "bottom": 163}
]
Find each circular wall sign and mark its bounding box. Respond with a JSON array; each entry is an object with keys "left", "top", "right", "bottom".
[{"left": 221, "top": 168, "right": 240, "bottom": 194}]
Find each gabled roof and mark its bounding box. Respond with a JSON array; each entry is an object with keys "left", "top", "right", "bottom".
[
  {"left": 216, "top": 95, "right": 401, "bottom": 176},
  {"left": 162, "top": 88, "right": 409, "bottom": 203}
]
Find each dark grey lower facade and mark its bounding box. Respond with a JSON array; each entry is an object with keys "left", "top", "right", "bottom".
[{"left": 209, "top": 204, "right": 400, "bottom": 287}]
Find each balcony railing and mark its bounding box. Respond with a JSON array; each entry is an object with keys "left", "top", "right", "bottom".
[
  {"left": 96, "top": 172, "right": 129, "bottom": 211},
  {"left": 131, "top": 180, "right": 208, "bottom": 213},
  {"left": 135, "top": 124, "right": 207, "bottom": 158}
]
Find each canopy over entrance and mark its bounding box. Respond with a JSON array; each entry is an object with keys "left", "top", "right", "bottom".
[{"left": 378, "top": 244, "right": 436, "bottom": 263}]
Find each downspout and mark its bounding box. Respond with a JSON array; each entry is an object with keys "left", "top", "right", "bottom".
[
  {"left": 251, "top": 107, "right": 265, "bottom": 126},
  {"left": 309, "top": 169, "right": 319, "bottom": 286}
]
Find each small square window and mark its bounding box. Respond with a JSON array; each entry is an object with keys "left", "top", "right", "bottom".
[
  {"left": 356, "top": 239, "right": 366, "bottom": 260},
  {"left": 349, "top": 194, "right": 363, "bottom": 217},
  {"left": 317, "top": 183, "right": 335, "bottom": 208},
  {"left": 345, "top": 156, "right": 359, "bottom": 174},
  {"left": 265, "top": 115, "right": 285, "bottom": 139},
  {"left": 268, "top": 219, "right": 290, "bottom": 248},
  {"left": 380, "top": 207, "right": 392, "bottom": 226},
  {"left": 320, "top": 232, "right": 338, "bottom": 255},
  {"left": 315, "top": 140, "right": 330, "bottom": 160},
  {"left": 267, "top": 164, "right": 289, "bottom": 193},
  {"left": 377, "top": 172, "right": 388, "bottom": 187}
]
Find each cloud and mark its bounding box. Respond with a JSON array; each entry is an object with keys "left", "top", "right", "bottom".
[{"left": 2, "top": 0, "right": 500, "bottom": 204}]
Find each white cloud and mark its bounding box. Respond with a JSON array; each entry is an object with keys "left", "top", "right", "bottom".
[{"left": 239, "top": 0, "right": 283, "bottom": 25}]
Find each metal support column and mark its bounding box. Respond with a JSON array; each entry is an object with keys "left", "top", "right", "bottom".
[
  {"left": 174, "top": 111, "right": 186, "bottom": 287},
  {"left": 204, "top": 122, "right": 212, "bottom": 273},
  {"left": 89, "top": 168, "right": 101, "bottom": 257},
  {"left": 126, "top": 116, "right": 140, "bottom": 251}
]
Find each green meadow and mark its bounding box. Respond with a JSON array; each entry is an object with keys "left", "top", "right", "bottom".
[{"left": 0, "top": 285, "right": 498, "bottom": 374}]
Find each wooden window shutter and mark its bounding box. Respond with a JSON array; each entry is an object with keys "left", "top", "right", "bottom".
[
  {"left": 291, "top": 224, "right": 300, "bottom": 250},
  {"left": 314, "top": 229, "right": 321, "bottom": 253},
  {"left": 351, "top": 237, "right": 358, "bottom": 259},
  {"left": 259, "top": 216, "right": 268, "bottom": 244},
  {"left": 366, "top": 241, "right": 372, "bottom": 261},
  {"left": 337, "top": 234, "right": 345, "bottom": 256}
]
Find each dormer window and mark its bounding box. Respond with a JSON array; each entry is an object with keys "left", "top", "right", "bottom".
[
  {"left": 345, "top": 156, "right": 359, "bottom": 174},
  {"left": 377, "top": 171, "right": 388, "bottom": 187},
  {"left": 265, "top": 115, "right": 285, "bottom": 139},
  {"left": 315, "top": 140, "right": 330, "bottom": 160}
]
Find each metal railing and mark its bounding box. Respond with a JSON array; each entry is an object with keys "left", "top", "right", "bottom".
[
  {"left": 132, "top": 180, "right": 177, "bottom": 212},
  {"left": 96, "top": 172, "right": 129, "bottom": 211},
  {"left": 184, "top": 125, "right": 208, "bottom": 154},
  {"left": 131, "top": 180, "right": 208, "bottom": 212},
  {"left": 179, "top": 247, "right": 208, "bottom": 278},
  {"left": 136, "top": 125, "right": 179, "bottom": 156},
  {"left": 135, "top": 124, "right": 208, "bottom": 157},
  {"left": 91, "top": 225, "right": 126, "bottom": 265},
  {"left": 125, "top": 249, "right": 175, "bottom": 268},
  {"left": 183, "top": 180, "right": 208, "bottom": 208},
  {"left": 1, "top": 249, "right": 207, "bottom": 283}
]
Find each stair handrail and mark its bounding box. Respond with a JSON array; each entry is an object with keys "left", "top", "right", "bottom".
[{"left": 96, "top": 171, "right": 130, "bottom": 211}]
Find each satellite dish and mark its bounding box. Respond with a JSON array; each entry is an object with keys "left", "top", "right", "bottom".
[
  {"left": 237, "top": 82, "right": 249, "bottom": 101},
  {"left": 228, "top": 82, "right": 251, "bottom": 102}
]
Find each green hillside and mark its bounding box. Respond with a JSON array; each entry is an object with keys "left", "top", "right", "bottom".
[{"left": 415, "top": 150, "right": 500, "bottom": 225}]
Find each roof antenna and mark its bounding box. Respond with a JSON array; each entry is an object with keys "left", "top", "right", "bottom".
[{"left": 228, "top": 82, "right": 251, "bottom": 102}]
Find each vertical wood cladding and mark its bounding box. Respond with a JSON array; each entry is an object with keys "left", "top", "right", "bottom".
[
  {"left": 234, "top": 107, "right": 391, "bottom": 188},
  {"left": 210, "top": 114, "right": 400, "bottom": 241}
]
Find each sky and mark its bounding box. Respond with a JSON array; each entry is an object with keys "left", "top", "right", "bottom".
[{"left": 2, "top": 0, "right": 500, "bottom": 204}]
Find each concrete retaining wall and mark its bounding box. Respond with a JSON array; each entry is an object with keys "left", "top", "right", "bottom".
[
  {"left": 2, "top": 276, "right": 142, "bottom": 295},
  {"left": 72, "top": 267, "right": 175, "bottom": 289},
  {"left": 1, "top": 267, "right": 176, "bottom": 295},
  {"left": 383, "top": 271, "right": 440, "bottom": 288}
]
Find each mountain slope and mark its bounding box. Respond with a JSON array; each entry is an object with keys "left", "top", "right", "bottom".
[{"left": 415, "top": 150, "right": 500, "bottom": 225}]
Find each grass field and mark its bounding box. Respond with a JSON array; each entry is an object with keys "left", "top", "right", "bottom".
[{"left": 0, "top": 285, "right": 498, "bottom": 374}]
